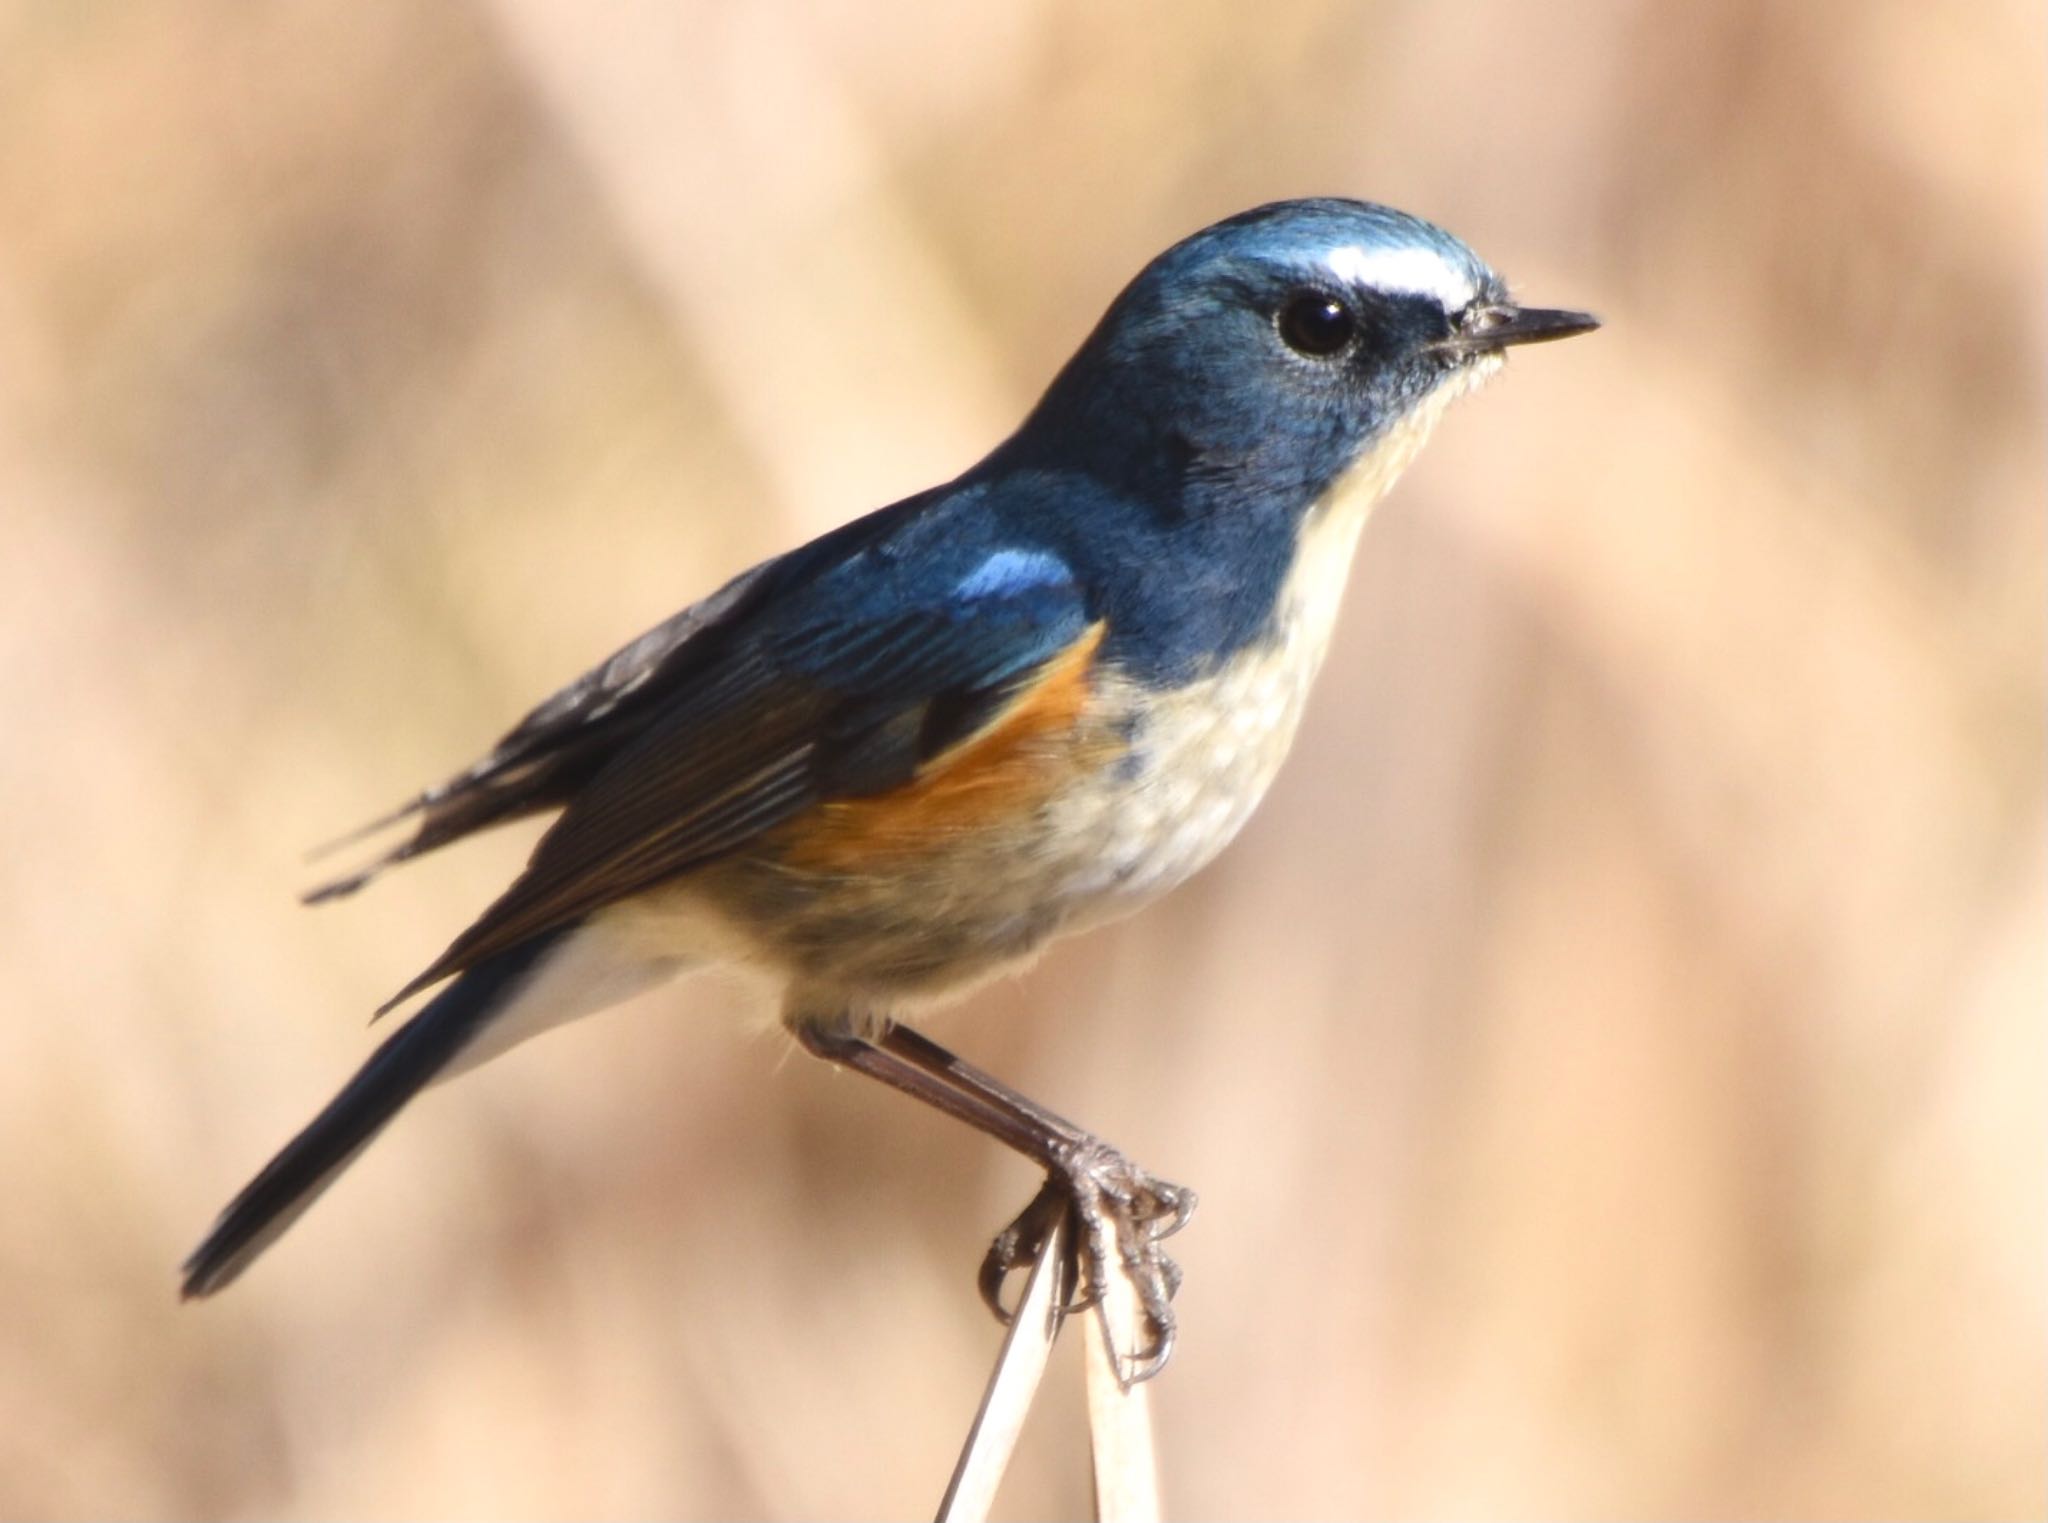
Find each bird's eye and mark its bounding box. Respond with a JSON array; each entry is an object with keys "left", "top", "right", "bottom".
[{"left": 1276, "top": 292, "right": 1358, "bottom": 357}]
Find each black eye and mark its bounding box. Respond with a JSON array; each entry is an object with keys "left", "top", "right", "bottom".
[{"left": 1277, "top": 291, "right": 1358, "bottom": 357}]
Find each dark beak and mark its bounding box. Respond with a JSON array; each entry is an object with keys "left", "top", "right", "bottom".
[{"left": 1441, "top": 304, "right": 1601, "bottom": 354}]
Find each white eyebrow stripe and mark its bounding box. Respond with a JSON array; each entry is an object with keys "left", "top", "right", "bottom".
[{"left": 1323, "top": 243, "right": 1477, "bottom": 310}]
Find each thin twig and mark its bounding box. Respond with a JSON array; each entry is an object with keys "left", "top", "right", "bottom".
[
  {"left": 1084, "top": 1257, "right": 1161, "bottom": 1522},
  {"left": 936, "top": 1216, "right": 1070, "bottom": 1523}
]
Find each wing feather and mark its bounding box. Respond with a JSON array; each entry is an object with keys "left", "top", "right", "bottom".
[
  {"left": 303, "top": 493, "right": 949, "bottom": 902},
  {"left": 304, "top": 564, "right": 781, "bottom": 902},
  {"left": 376, "top": 538, "right": 1095, "bottom": 1010}
]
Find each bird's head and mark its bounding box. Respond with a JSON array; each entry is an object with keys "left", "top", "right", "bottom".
[{"left": 1013, "top": 197, "right": 1597, "bottom": 507}]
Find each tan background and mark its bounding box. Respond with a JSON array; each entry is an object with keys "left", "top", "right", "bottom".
[{"left": 1, "top": 1, "right": 2039, "bottom": 1517}]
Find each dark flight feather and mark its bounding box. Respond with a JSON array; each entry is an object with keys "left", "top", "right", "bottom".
[
  {"left": 302, "top": 495, "right": 955, "bottom": 904},
  {"left": 367, "top": 536, "right": 1094, "bottom": 1013}
]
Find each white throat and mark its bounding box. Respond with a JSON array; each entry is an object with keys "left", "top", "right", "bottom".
[{"left": 1279, "top": 357, "right": 1501, "bottom": 667}]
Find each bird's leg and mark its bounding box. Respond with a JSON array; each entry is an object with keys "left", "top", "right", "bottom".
[
  {"left": 794, "top": 1020, "right": 1195, "bottom": 1383},
  {"left": 880, "top": 1023, "right": 1196, "bottom": 1285}
]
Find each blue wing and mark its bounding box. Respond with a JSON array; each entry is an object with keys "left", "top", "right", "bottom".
[
  {"left": 306, "top": 497, "right": 937, "bottom": 902},
  {"left": 374, "top": 515, "right": 1094, "bottom": 1008}
]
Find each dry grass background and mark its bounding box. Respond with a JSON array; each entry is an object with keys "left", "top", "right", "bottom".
[{"left": 0, "top": 0, "right": 2039, "bottom": 1516}]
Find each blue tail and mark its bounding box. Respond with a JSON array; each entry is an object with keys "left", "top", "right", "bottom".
[{"left": 180, "top": 931, "right": 565, "bottom": 1298}]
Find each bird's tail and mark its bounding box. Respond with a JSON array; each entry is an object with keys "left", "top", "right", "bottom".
[{"left": 179, "top": 931, "right": 566, "bottom": 1299}]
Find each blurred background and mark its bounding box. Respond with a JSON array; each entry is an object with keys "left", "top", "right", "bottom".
[{"left": 0, "top": 0, "right": 2038, "bottom": 1516}]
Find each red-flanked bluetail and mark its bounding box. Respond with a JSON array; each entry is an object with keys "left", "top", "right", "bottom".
[{"left": 181, "top": 198, "right": 1597, "bottom": 1382}]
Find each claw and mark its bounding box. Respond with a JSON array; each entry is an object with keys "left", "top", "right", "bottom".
[
  {"left": 1108, "top": 1299, "right": 1177, "bottom": 1387},
  {"left": 975, "top": 1143, "right": 1194, "bottom": 1382},
  {"left": 977, "top": 1178, "right": 1071, "bottom": 1323},
  {"left": 1143, "top": 1180, "right": 1198, "bottom": 1241}
]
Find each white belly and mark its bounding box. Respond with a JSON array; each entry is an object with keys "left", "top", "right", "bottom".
[
  {"left": 1051, "top": 465, "right": 1391, "bottom": 920},
  {"left": 1058, "top": 359, "right": 1496, "bottom": 918}
]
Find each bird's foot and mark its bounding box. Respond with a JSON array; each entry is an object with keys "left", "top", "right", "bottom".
[{"left": 977, "top": 1142, "right": 1196, "bottom": 1384}]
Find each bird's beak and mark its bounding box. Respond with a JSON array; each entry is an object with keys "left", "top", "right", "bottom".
[{"left": 1439, "top": 304, "right": 1601, "bottom": 354}]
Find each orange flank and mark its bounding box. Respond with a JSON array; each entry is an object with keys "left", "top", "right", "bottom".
[{"left": 776, "top": 623, "right": 1116, "bottom": 872}]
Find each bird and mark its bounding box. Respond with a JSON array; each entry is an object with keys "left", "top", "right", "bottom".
[{"left": 180, "top": 197, "right": 1597, "bottom": 1381}]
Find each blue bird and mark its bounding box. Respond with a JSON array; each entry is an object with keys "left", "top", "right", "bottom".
[{"left": 181, "top": 197, "right": 1596, "bottom": 1380}]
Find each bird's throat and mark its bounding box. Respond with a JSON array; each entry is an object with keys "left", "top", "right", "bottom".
[{"left": 1277, "top": 358, "right": 1498, "bottom": 671}]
